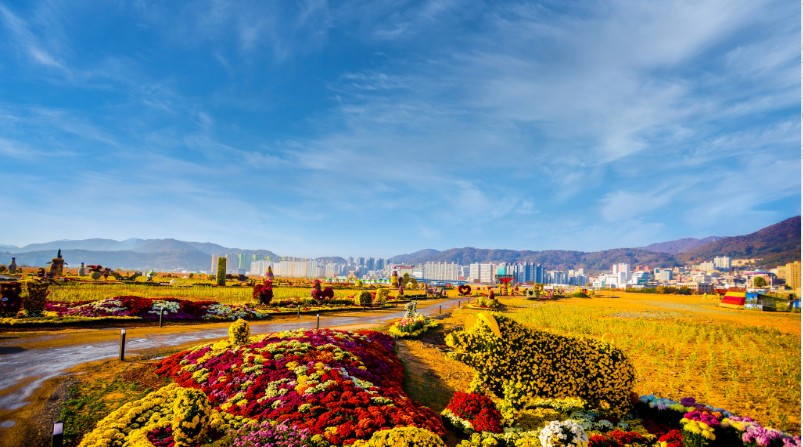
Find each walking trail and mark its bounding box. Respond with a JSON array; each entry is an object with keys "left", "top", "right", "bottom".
[{"left": 0, "top": 297, "right": 463, "bottom": 420}]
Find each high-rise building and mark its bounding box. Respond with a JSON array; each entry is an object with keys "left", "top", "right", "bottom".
[
  {"left": 612, "top": 263, "right": 630, "bottom": 279},
  {"left": 422, "top": 262, "right": 459, "bottom": 281},
  {"left": 785, "top": 261, "right": 801, "bottom": 290},
  {"left": 699, "top": 261, "right": 715, "bottom": 272},
  {"left": 629, "top": 271, "right": 650, "bottom": 286},
  {"left": 468, "top": 263, "right": 480, "bottom": 283},
  {"left": 547, "top": 270, "right": 567, "bottom": 284},
  {"left": 714, "top": 256, "right": 731, "bottom": 271},
  {"left": 511, "top": 262, "right": 540, "bottom": 283},
  {"left": 249, "top": 260, "right": 270, "bottom": 276},
  {"left": 657, "top": 269, "right": 673, "bottom": 282}
]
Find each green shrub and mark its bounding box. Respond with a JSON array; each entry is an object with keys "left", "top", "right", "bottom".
[
  {"left": 569, "top": 291, "right": 590, "bottom": 298},
  {"left": 375, "top": 288, "right": 389, "bottom": 305},
  {"left": 354, "top": 291, "right": 372, "bottom": 307}
]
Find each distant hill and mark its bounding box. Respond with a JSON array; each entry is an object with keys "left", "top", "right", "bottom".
[
  {"left": 0, "top": 249, "right": 214, "bottom": 272},
  {"left": 390, "top": 217, "right": 800, "bottom": 272},
  {"left": 1, "top": 217, "right": 798, "bottom": 273},
  {"left": 639, "top": 236, "right": 722, "bottom": 255},
  {"left": 315, "top": 256, "right": 348, "bottom": 264},
  {"left": 681, "top": 216, "right": 801, "bottom": 267},
  {"left": 391, "top": 247, "right": 680, "bottom": 272},
  {"left": 0, "top": 238, "right": 280, "bottom": 272}
]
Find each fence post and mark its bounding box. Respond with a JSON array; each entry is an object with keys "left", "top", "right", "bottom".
[
  {"left": 52, "top": 420, "right": 63, "bottom": 447},
  {"left": 158, "top": 306, "right": 164, "bottom": 327},
  {"left": 316, "top": 314, "right": 320, "bottom": 329},
  {"left": 119, "top": 329, "right": 126, "bottom": 361}
]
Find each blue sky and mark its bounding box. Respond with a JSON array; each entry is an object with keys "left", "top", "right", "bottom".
[{"left": 0, "top": 0, "right": 799, "bottom": 258}]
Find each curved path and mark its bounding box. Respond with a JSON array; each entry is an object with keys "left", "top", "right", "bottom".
[{"left": 0, "top": 297, "right": 464, "bottom": 415}]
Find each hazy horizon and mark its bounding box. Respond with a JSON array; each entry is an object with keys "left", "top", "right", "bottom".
[{"left": 1, "top": 214, "right": 797, "bottom": 260}]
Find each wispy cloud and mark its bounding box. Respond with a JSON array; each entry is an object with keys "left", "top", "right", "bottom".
[
  {"left": 0, "top": 3, "right": 67, "bottom": 71},
  {"left": 0, "top": 0, "right": 797, "bottom": 256}
]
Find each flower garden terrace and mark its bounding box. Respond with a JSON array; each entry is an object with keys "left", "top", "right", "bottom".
[
  {"left": 0, "top": 275, "right": 455, "bottom": 327},
  {"left": 55, "top": 289, "right": 800, "bottom": 447},
  {"left": 2, "top": 283, "right": 799, "bottom": 447}
]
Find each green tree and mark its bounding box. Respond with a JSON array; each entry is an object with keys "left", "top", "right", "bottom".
[{"left": 753, "top": 276, "right": 768, "bottom": 288}]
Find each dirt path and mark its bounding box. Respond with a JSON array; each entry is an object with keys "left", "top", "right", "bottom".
[{"left": 0, "top": 297, "right": 464, "bottom": 423}]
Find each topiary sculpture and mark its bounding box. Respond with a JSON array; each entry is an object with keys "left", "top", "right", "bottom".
[
  {"left": 253, "top": 278, "right": 273, "bottom": 305},
  {"left": 171, "top": 387, "right": 211, "bottom": 447},
  {"left": 310, "top": 279, "right": 334, "bottom": 305},
  {"left": 446, "top": 313, "right": 635, "bottom": 419},
  {"left": 23, "top": 281, "right": 49, "bottom": 317},
  {"left": 228, "top": 318, "right": 250, "bottom": 346},
  {"left": 216, "top": 257, "right": 227, "bottom": 286}
]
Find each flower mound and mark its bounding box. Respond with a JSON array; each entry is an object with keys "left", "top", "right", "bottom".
[
  {"left": 46, "top": 296, "right": 267, "bottom": 321},
  {"left": 389, "top": 301, "right": 438, "bottom": 339},
  {"left": 154, "top": 328, "right": 445, "bottom": 446},
  {"left": 77, "top": 383, "right": 246, "bottom": 447},
  {"left": 442, "top": 391, "right": 503, "bottom": 434}
]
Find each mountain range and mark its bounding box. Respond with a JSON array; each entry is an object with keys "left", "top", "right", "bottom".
[
  {"left": 1, "top": 217, "right": 799, "bottom": 273},
  {"left": 387, "top": 216, "right": 800, "bottom": 271},
  {"left": 0, "top": 238, "right": 279, "bottom": 273}
]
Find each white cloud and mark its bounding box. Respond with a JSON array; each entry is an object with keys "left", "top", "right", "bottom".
[{"left": 0, "top": 3, "right": 67, "bottom": 71}]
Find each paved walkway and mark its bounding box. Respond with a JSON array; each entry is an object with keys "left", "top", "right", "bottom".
[{"left": 0, "top": 297, "right": 464, "bottom": 413}]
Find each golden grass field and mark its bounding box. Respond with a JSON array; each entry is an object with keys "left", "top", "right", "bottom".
[
  {"left": 46, "top": 282, "right": 364, "bottom": 305},
  {"left": 493, "top": 292, "right": 801, "bottom": 434}
]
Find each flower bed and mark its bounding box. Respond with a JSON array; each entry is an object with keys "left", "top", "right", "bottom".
[
  {"left": 43, "top": 296, "right": 269, "bottom": 321},
  {"left": 388, "top": 315, "right": 439, "bottom": 338},
  {"left": 635, "top": 395, "right": 801, "bottom": 447},
  {"left": 150, "top": 327, "right": 445, "bottom": 446},
  {"left": 442, "top": 312, "right": 800, "bottom": 447},
  {"left": 441, "top": 391, "right": 503, "bottom": 435},
  {"left": 388, "top": 301, "right": 439, "bottom": 339},
  {"left": 468, "top": 296, "right": 502, "bottom": 310}
]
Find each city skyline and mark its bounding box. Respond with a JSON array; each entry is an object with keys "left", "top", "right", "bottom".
[{"left": 1, "top": 1, "right": 799, "bottom": 258}]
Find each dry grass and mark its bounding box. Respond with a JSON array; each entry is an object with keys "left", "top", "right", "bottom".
[{"left": 47, "top": 282, "right": 364, "bottom": 305}]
